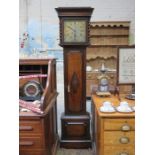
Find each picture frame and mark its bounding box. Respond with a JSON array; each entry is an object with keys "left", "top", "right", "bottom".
[{"left": 117, "top": 45, "right": 135, "bottom": 85}]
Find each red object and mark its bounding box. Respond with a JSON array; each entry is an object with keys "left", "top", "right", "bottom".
[
  {"left": 19, "top": 74, "right": 47, "bottom": 79},
  {"left": 20, "top": 42, "right": 24, "bottom": 48},
  {"left": 19, "top": 99, "right": 43, "bottom": 114}
]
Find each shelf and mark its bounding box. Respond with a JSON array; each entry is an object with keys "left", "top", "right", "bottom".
[
  {"left": 90, "top": 35, "right": 129, "bottom": 38},
  {"left": 90, "top": 21, "right": 130, "bottom": 28}
]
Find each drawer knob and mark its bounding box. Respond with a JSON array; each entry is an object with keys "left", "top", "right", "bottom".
[
  {"left": 121, "top": 124, "right": 131, "bottom": 131},
  {"left": 119, "top": 137, "right": 130, "bottom": 144},
  {"left": 119, "top": 153, "right": 129, "bottom": 155}
]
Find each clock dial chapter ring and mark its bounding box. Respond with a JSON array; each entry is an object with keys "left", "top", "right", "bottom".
[
  {"left": 64, "top": 20, "right": 86, "bottom": 43},
  {"left": 23, "top": 81, "right": 41, "bottom": 97}
]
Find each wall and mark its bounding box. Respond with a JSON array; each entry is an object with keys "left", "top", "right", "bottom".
[{"left": 19, "top": 0, "right": 135, "bottom": 57}]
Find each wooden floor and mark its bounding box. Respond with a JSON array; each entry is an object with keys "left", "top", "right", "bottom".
[{"left": 56, "top": 148, "right": 93, "bottom": 155}]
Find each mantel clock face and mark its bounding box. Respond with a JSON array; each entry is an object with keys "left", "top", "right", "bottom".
[
  {"left": 63, "top": 20, "right": 86, "bottom": 43},
  {"left": 24, "top": 81, "right": 40, "bottom": 97},
  {"left": 20, "top": 80, "right": 43, "bottom": 101}
]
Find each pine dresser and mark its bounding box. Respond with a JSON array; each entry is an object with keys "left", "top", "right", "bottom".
[{"left": 92, "top": 95, "right": 135, "bottom": 155}]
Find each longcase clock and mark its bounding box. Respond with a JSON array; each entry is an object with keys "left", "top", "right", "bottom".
[{"left": 56, "top": 7, "right": 94, "bottom": 148}]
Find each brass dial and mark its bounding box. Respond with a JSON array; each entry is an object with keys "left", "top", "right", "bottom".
[{"left": 64, "top": 20, "right": 86, "bottom": 43}]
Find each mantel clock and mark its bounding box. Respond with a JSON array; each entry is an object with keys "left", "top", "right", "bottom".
[{"left": 56, "top": 7, "right": 94, "bottom": 148}]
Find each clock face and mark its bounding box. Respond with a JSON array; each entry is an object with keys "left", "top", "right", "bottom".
[
  {"left": 24, "top": 81, "right": 40, "bottom": 97},
  {"left": 22, "top": 80, "right": 43, "bottom": 99},
  {"left": 64, "top": 20, "right": 86, "bottom": 43}
]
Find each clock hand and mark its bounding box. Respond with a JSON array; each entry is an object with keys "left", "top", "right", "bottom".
[
  {"left": 74, "top": 30, "right": 76, "bottom": 41},
  {"left": 67, "top": 25, "right": 76, "bottom": 32},
  {"left": 67, "top": 25, "right": 77, "bottom": 41}
]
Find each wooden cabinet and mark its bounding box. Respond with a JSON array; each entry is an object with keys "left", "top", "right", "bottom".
[
  {"left": 92, "top": 95, "right": 135, "bottom": 155},
  {"left": 86, "top": 22, "right": 131, "bottom": 97},
  {"left": 19, "top": 59, "right": 58, "bottom": 155},
  {"left": 20, "top": 107, "right": 58, "bottom": 155}
]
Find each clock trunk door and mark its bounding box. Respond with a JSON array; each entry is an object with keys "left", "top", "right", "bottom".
[{"left": 64, "top": 49, "right": 86, "bottom": 114}]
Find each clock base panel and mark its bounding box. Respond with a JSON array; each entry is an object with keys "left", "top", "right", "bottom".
[{"left": 60, "top": 113, "right": 91, "bottom": 148}]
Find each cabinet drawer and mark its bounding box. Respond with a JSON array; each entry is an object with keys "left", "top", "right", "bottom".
[
  {"left": 104, "top": 119, "right": 135, "bottom": 131},
  {"left": 19, "top": 136, "right": 44, "bottom": 150},
  {"left": 103, "top": 146, "right": 134, "bottom": 155},
  {"left": 103, "top": 131, "right": 135, "bottom": 145},
  {"left": 19, "top": 149, "right": 44, "bottom": 155},
  {"left": 19, "top": 120, "right": 43, "bottom": 135}
]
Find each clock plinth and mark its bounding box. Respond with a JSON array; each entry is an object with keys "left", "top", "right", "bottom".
[
  {"left": 56, "top": 7, "right": 94, "bottom": 148},
  {"left": 60, "top": 113, "right": 91, "bottom": 148}
]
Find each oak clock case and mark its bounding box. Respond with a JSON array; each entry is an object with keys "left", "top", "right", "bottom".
[{"left": 56, "top": 7, "right": 94, "bottom": 148}]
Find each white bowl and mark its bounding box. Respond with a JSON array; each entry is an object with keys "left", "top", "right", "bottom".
[
  {"left": 102, "top": 101, "right": 112, "bottom": 107},
  {"left": 116, "top": 105, "right": 133, "bottom": 113},
  {"left": 120, "top": 101, "right": 129, "bottom": 107},
  {"left": 100, "top": 104, "right": 116, "bottom": 113}
]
